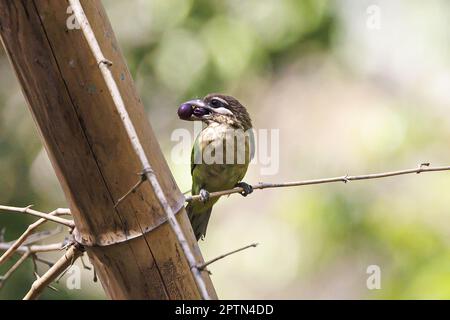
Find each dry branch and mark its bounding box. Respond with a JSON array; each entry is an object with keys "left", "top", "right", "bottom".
[
  {"left": 0, "top": 206, "right": 74, "bottom": 228},
  {"left": 186, "top": 163, "right": 450, "bottom": 202},
  {"left": 23, "top": 245, "right": 83, "bottom": 300},
  {"left": 0, "top": 252, "right": 30, "bottom": 289},
  {"left": 114, "top": 174, "right": 146, "bottom": 208},
  {"left": 0, "top": 226, "right": 67, "bottom": 292},
  {"left": 0, "top": 243, "right": 63, "bottom": 254},
  {"left": 198, "top": 243, "right": 258, "bottom": 272},
  {"left": 0, "top": 208, "right": 70, "bottom": 265},
  {"left": 23, "top": 227, "right": 64, "bottom": 246},
  {"left": 0, "top": 204, "right": 71, "bottom": 290}
]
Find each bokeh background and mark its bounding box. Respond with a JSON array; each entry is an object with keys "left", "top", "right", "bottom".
[{"left": 1, "top": 0, "right": 450, "bottom": 299}]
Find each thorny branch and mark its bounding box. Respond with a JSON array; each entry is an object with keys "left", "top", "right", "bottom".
[
  {"left": 186, "top": 163, "right": 450, "bottom": 202},
  {"left": 197, "top": 243, "right": 258, "bottom": 274},
  {"left": 0, "top": 240, "right": 69, "bottom": 293},
  {"left": 0, "top": 252, "right": 30, "bottom": 289},
  {"left": 23, "top": 244, "right": 84, "bottom": 300},
  {"left": 1, "top": 162, "right": 449, "bottom": 298},
  {"left": 0, "top": 208, "right": 70, "bottom": 265},
  {"left": 22, "top": 227, "right": 65, "bottom": 246},
  {"left": 0, "top": 242, "right": 64, "bottom": 254},
  {"left": 114, "top": 171, "right": 147, "bottom": 208},
  {"left": 0, "top": 205, "right": 78, "bottom": 298},
  {"left": 0, "top": 206, "right": 73, "bottom": 228}
]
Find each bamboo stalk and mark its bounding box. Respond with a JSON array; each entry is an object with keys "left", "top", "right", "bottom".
[{"left": 0, "top": 0, "right": 216, "bottom": 300}]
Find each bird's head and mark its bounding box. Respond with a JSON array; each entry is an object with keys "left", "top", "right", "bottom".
[{"left": 178, "top": 94, "right": 252, "bottom": 130}]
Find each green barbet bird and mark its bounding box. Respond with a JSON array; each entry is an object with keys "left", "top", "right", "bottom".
[{"left": 178, "top": 94, "right": 254, "bottom": 241}]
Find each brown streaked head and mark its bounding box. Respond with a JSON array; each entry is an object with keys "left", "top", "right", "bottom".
[{"left": 178, "top": 94, "right": 252, "bottom": 130}]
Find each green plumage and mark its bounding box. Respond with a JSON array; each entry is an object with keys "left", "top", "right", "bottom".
[{"left": 187, "top": 123, "right": 252, "bottom": 240}]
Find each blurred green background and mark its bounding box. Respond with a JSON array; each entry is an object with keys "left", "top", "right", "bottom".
[{"left": 1, "top": 0, "right": 450, "bottom": 299}]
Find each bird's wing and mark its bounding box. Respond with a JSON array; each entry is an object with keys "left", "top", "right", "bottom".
[
  {"left": 190, "top": 143, "right": 196, "bottom": 176},
  {"left": 190, "top": 133, "right": 209, "bottom": 176}
]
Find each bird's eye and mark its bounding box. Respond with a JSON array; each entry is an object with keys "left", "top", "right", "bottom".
[{"left": 210, "top": 98, "right": 224, "bottom": 108}]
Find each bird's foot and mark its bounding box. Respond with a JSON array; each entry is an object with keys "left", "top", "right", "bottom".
[
  {"left": 235, "top": 182, "right": 253, "bottom": 197},
  {"left": 199, "top": 189, "right": 210, "bottom": 204}
]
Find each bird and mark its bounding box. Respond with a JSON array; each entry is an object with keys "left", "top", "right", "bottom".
[{"left": 178, "top": 94, "right": 254, "bottom": 241}]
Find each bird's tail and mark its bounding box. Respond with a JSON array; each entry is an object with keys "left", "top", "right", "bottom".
[{"left": 186, "top": 203, "right": 212, "bottom": 241}]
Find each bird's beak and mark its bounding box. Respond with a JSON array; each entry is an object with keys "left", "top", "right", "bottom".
[{"left": 178, "top": 99, "right": 213, "bottom": 120}]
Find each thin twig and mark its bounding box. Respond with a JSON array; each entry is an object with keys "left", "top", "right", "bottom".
[
  {"left": 114, "top": 173, "right": 146, "bottom": 208},
  {"left": 23, "top": 226, "right": 64, "bottom": 246},
  {"left": 0, "top": 206, "right": 74, "bottom": 228},
  {"left": 55, "top": 264, "right": 72, "bottom": 283},
  {"left": 23, "top": 245, "right": 83, "bottom": 300},
  {"left": 0, "top": 219, "right": 50, "bottom": 266},
  {"left": 55, "top": 252, "right": 86, "bottom": 283},
  {"left": 48, "top": 284, "right": 59, "bottom": 292},
  {"left": 197, "top": 243, "right": 258, "bottom": 273},
  {"left": 69, "top": 0, "right": 211, "bottom": 300},
  {"left": 80, "top": 256, "right": 91, "bottom": 271},
  {"left": 0, "top": 243, "right": 63, "bottom": 254},
  {"left": 0, "top": 243, "right": 63, "bottom": 286},
  {"left": 34, "top": 256, "right": 54, "bottom": 268},
  {"left": 186, "top": 163, "right": 450, "bottom": 202},
  {"left": 32, "top": 257, "right": 39, "bottom": 280},
  {"left": 0, "top": 208, "right": 69, "bottom": 266},
  {"left": 0, "top": 252, "right": 31, "bottom": 289}
]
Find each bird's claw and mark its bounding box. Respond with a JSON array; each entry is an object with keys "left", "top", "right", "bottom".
[
  {"left": 199, "top": 189, "right": 210, "bottom": 204},
  {"left": 236, "top": 182, "right": 253, "bottom": 197}
]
